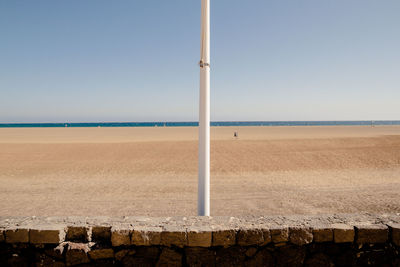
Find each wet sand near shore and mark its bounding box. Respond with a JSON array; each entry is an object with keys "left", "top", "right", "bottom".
[{"left": 0, "top": 126, "right": 399, "bottom": 216}]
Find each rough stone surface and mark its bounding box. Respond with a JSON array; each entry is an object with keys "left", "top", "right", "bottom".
[
  {"left": 262, "top": 229, "right": 271, "bottom": 245},
  {"left": 187, "top": 230, "right": 212, "bottom": 247},
  {"left": 66, "top": 226, "right": 88, "bottom": 242},
  {"left": 304, "top": 253, "right": 335, "bottom": 267},
  {"left": 157, "top": 248, "right": 181, "bottom": 267},
  {"left": 245, "top": 247, "right": 273, "bottom": 267},
  {"left": 332, "top": 223, "right": 355, "bottom": 243},
  {"left": 88, "top": 248, "right": 114, "bottom": 260},
  {"left": 115, "top": 249, "right": 136, "bottom": 261},
  {"left": 0, "top": 230, "right": 5, "bottom": 242},
  {"left": 30, "top": 229, "right": 61, "bottom": 244},
  {"left": 160, "top": 229, "right": 187, "bottom": 248},
  {"left": 356, "top": 224, "right": 388, "bottom": 244},
  {"left": 216, "top": 246, "right": 246, "bottom": 267},
  {"left": 132, "top": 226, "right": 162, "bottom": 246},
  {"left": 0, "top": 215, "right": 399, "bottom": 266},
  {"left": 5, "top": 228, "right": 29, "bottom": 243},
  {"left": 237, "top": 228, "right": 264, "bottom": 246},
  {"left": 212, "top": 229, "right": 236, "bottom": 247},
  {"left": 185, "top": 247, "right": 215, "bottom": 267},
  {"left": 389, "top": 223, "right": 400, "bottom": 246},
  {"left": 276, "top": 245, "right": 306, "bottom": 267},
  {"left": 111, "top": 228, "right": 131, "bottom": 246},
  {"left": 289, "top": 227, "right": 313, "bottom": 245},
  {"left": 312, "top": 227, "right": 333, "bottom": 243},
  {"left": 270, "top": 227, "right": 289, "bottom": 244},
  {"left": 65, "top": 243, "right": 90, "bottom": 266},
  {"left": 92, "top": 226, "right": 111, "bottom": 243}
]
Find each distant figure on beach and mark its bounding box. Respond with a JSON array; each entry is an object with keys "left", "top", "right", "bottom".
[{"left": 234, "top": 131, "right": 238, "bottom": 138}]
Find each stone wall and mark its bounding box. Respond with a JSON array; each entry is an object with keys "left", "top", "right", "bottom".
[{"left": 0, "top": 214, "right": 399, "bottom": 266}]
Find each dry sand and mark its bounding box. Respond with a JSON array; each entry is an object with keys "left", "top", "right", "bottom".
[{"left": 0, "top": 126, "right": 399, "bottom": 216}]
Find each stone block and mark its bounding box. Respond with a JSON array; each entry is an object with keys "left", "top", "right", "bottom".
[
  {"left": 30, "top": 229, "right": 61, "bottom": 244},
  {"left": 160, "top": 229, "right": 187, "bottom": 248},
  {"left": 332, "top": 224, "right": 354, "bottom": 243},
  {"left": 212, "top": 229, "right": 236, "bottom": 247},
  {"left": 237, "top": 228, "right": 264, "bottom": 246},
  {"left": 312, "top": 228, "right": 333, "bottom": 243},
  {"left": 245, "top": 247, "right": 258, "bottom": 257},
  {"left": 156, "top": 248, "right": 182, "bottom": 267},
  {"left": 245, "top": 247, "right": 273, "bottom": 267},
  {"left": 185, "top": 247, "right": 215, "bottom": 267},
  {"left": 216, "top": 246, "right": 246, "bottom": 267},
  {"left": 66, "top": 243, "right": 90, "bottom": 266},
  {"left": 5, "top": 228, "right": 29, "bottom": 243},
  {"left": 389, "top": 223, "right": 400, "bottom": 246},
  {"left": 0, "top": 229, "right": 4, "bottom": 242},
  {"left": 270, "top": 227, "right": 289, "bottom": 243},
  {"left": 88, "top": 248, "right": 114, "bottom": 260},
  {"left": 115, "top": 249, "right": 136, "bottom": 261},
  {"left": 187, "top": 230, "right": 212, "bottom": 247},
  {"left": 92, "top": 226, "right": 111, "bottom": 243},
  {"left": 304, "top": 253, "right": 334, "bottom": 267},
  {"left": 131, "top": 226, "right": 162, "bottom": 246},
  {"left": 66, "top": 226, "right": 88, "bottom": 242},
  {"left": 276, "top": 245, "right": 306, "bottom": 267},
  {"left": 262, "top": 229, "right": 272, "bottom": 245},
  {"left": 289, "top": 227, "right": 313, "bottom": 246},
  {"left": 356, "top": 224, "right": 388, "bottom": 244},
  {"left": 111, "top": 227, "right": 131, "bottom": 246}
]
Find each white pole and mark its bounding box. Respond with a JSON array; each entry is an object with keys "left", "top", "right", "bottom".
[{"left": 198, "top": 0, "right": 210, "bottom": 216}]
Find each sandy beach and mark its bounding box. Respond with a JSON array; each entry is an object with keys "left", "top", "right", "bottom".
[{"left": 0, "top": 125, "right": 399, "bottom": 216}]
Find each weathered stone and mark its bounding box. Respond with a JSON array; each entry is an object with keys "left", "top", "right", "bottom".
[
  {"left": 132, "top": 226, "right": 162, "bottom": 246},
  {"left": 270, "top": 227, "right": 289, "bottom": 243},
  {"left": 245, "top": 248, "right": 273, "bottom": 267},
  {"left": 88, "top": 248, "right": 114, "bottom": 260},
  {"left": 156, "top": 248, "right": 182, "bottom": 267},
  {"left": 245, "top": 247, "right": 258, "bottom": 257},
  {"left": 289, "top": 227, "right": 313, "bottom": 246},
  {"left": 312, "top": 228, "right": 333, "bottom": 243},
  {"left": 135, "top": 247, "right": 160, "bottom": 260},
  {"left": 7, "top": 254, "right": 29, "bottom": 267},
  {"left": 262, "top": 229, "right": 271, "bottom": 245},
  {"left": 123, "top": 256, "right": 154, "bottom": 267},
  {"left": 356, "top": 250, "right": 387, "bottom": 266},
  {"left": 304, "top": 253, "right": 334, "bottom": 267},
  {"left": 111, "top": 228, "right": 131, "bottom": 246},
  {"left": 332, "top": 224, "right": 354, "bottom": 243},
  {"left": 92, "top": 226, "right": 111, "bottom": 243},
  {"left": 66, "top": 226, "right": 88, "bottom": 242},
  {"left": 389, "top": 223, "right": 400, "bottom": 246},
  {"left": 276, "top": 245, "right": 306, "bottom": 267},
  {"left": 30, "top": 229, "right": 61, "bottom": 244},
  {"left": 212, "top": 229, "right": 236, "bottom": 247},
  {"left": 187, "top": 230, "right": 212, "bottom": 247},
  {"left": 160, "top": 229, "right": 187, "bottom": 248},
  {"left": 356, "top": 224, "right": 388, "bottom": 244},
  {"left": 5, "top": 228, "right": 29, "bottom": 243},
  {"left": 115, "top": 249, "right": 136, "bottom": 261},
  {"left": 65, "top": 243, "right": 90, "bottom": 266},
  {"left": 185, "top": 247, "right": 216, "bottom": 267},
  {"left": 237, "top": 228, "right": 264, "bottom": 246},
  {"left": 44, "top": 247, "right": 64, "bottom": 260},
  {"left": 216, "top": 246, "right": 246, "bottom": 267},
  {"left": 0, "top": 229, "right": 4, "bottom": 242}
]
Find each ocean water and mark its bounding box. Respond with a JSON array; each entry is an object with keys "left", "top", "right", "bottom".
[{"left": 0, "top": 121, "right": 399, "bottom": 128}]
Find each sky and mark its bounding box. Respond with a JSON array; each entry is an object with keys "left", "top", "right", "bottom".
[{"left": 1, "top": 0, "right": 399, "bottom": 123}]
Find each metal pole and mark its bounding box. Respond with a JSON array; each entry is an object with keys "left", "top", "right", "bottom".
[{"left": 198, "top": 0, "right": 210, "bottom": 216}]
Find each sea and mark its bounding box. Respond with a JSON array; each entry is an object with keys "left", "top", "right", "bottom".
[{"left": 0, "top": 121, "right": 399, "bottom": 128}]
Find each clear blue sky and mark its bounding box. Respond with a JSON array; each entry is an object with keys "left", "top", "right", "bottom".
[{"left": 1, "top": 1, "right": 399, "bottom": 123}]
